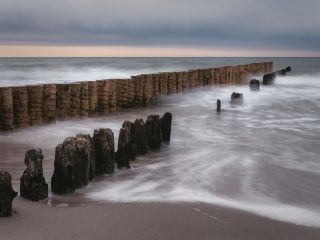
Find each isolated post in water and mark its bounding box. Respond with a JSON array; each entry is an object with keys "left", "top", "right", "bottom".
[
  {"left": 0, "top": 169, "right": 17, "bottom": 217},
  {"left": 217, "top": 99, "right": 221, "bottom": 112},
  {"left": 230, "top": 92, "right": 243, "bottom": 104},
  {"left": 263, "top": 72, "right": 276, "bottom": 85},
  {"left": 20, "top": 149, "right": 48, "bottom": 201},
  {"left": 160, "top": 112, "right": 172, "bottom": 142},
  {"left": 249, "top": 79, "right": 260, "bottom": 91},
  {"left": 92, "top": 129, "right": 115, "bottom": 174}
]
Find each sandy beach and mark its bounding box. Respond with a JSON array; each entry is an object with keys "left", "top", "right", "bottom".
[{"left": 1, "top": 197, "right": 319, "bottom": 240}]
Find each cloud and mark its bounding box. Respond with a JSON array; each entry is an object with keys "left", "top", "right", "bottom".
[{"left": 0, "top": 0, "right": 319, "bottom": 52}]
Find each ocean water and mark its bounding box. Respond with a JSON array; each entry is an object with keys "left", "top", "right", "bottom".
[
  {"left": 0, "top": 57, "right": 320, "bottom": 227},
  {"left": 0, "top": 57, "right": 319, "bottom": 86}
]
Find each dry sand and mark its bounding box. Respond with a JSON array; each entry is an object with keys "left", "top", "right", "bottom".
[{"left": 0, "top": 197, "right": 319, "bottom": 240}]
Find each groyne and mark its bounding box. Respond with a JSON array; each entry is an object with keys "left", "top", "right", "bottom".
[{"left": 0, "top": 62, "right": 272, "bottom": 130}]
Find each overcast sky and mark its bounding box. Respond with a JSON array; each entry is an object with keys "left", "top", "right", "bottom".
[{"left": 0, "top": 0, "right": 319, "bottom": 56}]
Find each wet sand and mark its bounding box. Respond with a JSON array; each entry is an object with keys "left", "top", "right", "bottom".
[{"left": 1, "top": 197, "right": 320, "bottom": 240}]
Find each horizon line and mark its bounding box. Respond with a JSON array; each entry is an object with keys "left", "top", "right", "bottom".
[{"left": 1, "top": 45, "right": 319, "bottom": 58}]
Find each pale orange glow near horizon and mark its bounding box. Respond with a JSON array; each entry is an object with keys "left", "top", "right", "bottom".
[{"left": 0, "top": 45, "right": 319, "bottom": 57}]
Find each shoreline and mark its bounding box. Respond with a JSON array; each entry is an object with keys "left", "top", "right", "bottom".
[{"left": 1, "top": 197, "right": 319, "bottom": 240}]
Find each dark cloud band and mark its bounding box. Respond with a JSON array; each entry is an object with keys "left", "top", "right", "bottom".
[{"left": 0, "top": 0, "right": 319, "bottom": 52}]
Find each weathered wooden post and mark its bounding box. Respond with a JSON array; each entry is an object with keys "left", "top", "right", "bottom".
[
  {"left": 97, "top": 80, "right": 110, "bottom": 113},
  {"left": 88, "top": 81, "right": 98, "bottom": 116},
  {"left": 217, "top": 99, "right": 221, "bottom": 112},
  {"left": 70, "top": 83, "right": 81, "bottom": 118},
  {"left": 132, "top": 75, "right": 144, "bottom": 106},
  {"left": 122, "top": 120, "right": 136, "bottom": 160},
  {"left": 142, "top": 74, "right": 153, "bottom": 105},
  {"left": 12, "top": 86, "right": 29, "bottom": 128},
  {"left": 231, "top": 92, "right": 243, "bottom": 104},
  {"left": 263, "top": 72, "right": 276, "bottom": 85},
  {"left": 167, "top": 72, "right": 177, "bottom": 95},
  {"left": 92, "top": 129, "right": 115, "bottom": 175},
  {"left": 175, "top": 72, "right": 182, "bottom": 93},
  {"left": 194, "top": 69, "right": 201, "bottom": 87},
  {"left": 226, "top": 66, "right": 233, "bottom": 84},
  {"left": 208, "top": 68, "right": 215, "bottom": 85},
  {"left": 116, "top": 127, "right": 131, "bottom": 169},
  {"left": 109, "top": 79, "right": 117, "bottom": 112},
  {"left": 0, "top": 87, "right": 14, "bottom": 130},
  {"left": 76, "top": 134, "right": 96, "bottom": 181},
  {"left": 181, "top": 71, "right": 189, "bottom": 91},
  {"left": 20, "top": 149, "right": 48, "bottom": 201},
  {"left": 79, "top": 82, "right": 89, "bottom": 117},
  {"left": 42, "top": 84, "right": 56, "bottom": 123},
  {"left": 249, "top": 79, "right": 260, "bottom": 91},
  {"left": 159, "top": 73, "right": 168, "bottom": 96},
  {"left": 28, "top": 85, "right": 43, "bottom": 125},
  {"left": 160, "top": 112, "right": 172, "bottom": 142},
  {"left": 126, "top": 79, "right": 135, "bottom": 108},
  {"left": 220, "top": 67, "right": 228, "bottom": 84},
  {"left": 188, "top": 70, "right": 197, "bottom": 88},
  {"left": 115, "top": 79, "right": 126, "bottom": 109},
  {"left": 0, "top": 169, "right": 17, "bottom": 217},
  {"left": 146, "top": 115, "right": 162, "bottom": 151},
  {"left": 152, "top": 74, "right": 160, "bottom": 101},
  {"left": 56, "top": 84, "right": 71, "bottom": 120},
  {"left": 51, "top": 135, "right": 94, "bottom": 194},
  {"left": 133, "top": 119, "right": 148, "bottom": 154},
  {"left": 213, "top": 67, "right": 222, "bottom": 84},
  {"left": 203, "top": 68, "right": 212, "bottom": 86}
]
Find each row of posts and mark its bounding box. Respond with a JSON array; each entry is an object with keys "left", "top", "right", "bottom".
[
  {"left": 0, "top": 112, "right": 172, "bottom": 216},
  {"left": 0, "top": 62, "right": 273, "bottom": 130}
]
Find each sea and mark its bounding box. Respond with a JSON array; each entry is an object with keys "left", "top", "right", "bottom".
[{"left": 0, "top": 57, "right": 319, "bottom": 227}]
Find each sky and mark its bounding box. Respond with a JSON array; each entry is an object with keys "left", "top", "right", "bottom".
[{"left": 0, "top": 0, "right": 319, "bottom": 57}]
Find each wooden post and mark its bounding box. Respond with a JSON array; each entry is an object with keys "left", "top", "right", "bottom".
[
  {"left": 176, "top": 72, "right": 183, "bottom": 93},
  {"left": 109, "top": 79, "right": 117, "bottom": 112},
  {"left": 70, "top": 83, "right": 81, "bottom": 118},
  {"left": 142, "top": 74, "right": 153, "bottom": 105},
  {"left": 152, "top": 74, "right": 160, "bottom": 98},
  {"left": 0, "top": 87, "right": 14, "bottom": 130},
  {"left": 28, "top": 85, "right": 43, "bottom": 125},
  {"left": 42, "top": 84, "right": 56, "bottom": 123},
  {"left": 167, "top": 72, "right": 177, "bottom": 95},
  {"left": 79, "top": 82, "right": 89, "bottom": 117},
  {"left": 56, "top": 84, "right": 71, "bottom": 120},
  {"left": 0, "top": 169, "right": 17, "bottom": 217},
  {"left": 217, "top": 99, "right": 221, "bottom": 112},
  {"left": 133, "top": 75, "right": 144, "bottom": 106},
  {"left": 97, "top": 80, "right": 110, "bottom": 113},
  {"left": 88, "top": 81, "right": 98, "bottom": 116},
  {"left": 12, "top": 86, "right": 29, "bottom": 128},
  {"left": 159, "top": 73, "right": 168, "bottom": 96}
]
